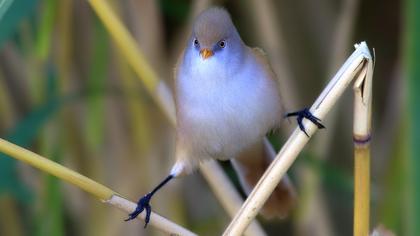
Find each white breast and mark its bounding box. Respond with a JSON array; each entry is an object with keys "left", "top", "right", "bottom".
[{"left": 176, "top": 51, "right": 281, "bottom": 162}]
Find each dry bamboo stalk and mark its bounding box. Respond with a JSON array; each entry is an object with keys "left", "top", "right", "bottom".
[
  {"left": 353, "top": 54, "right": 373, "bottom": 236},
  {"left": 354, "top": 148, "right": 370, "bottom": 236},
  {"left": 223, "top": 42, "right": 374, "bottom": 236},
  {"left": 0, "top": 138, "right": 197, "bottom": 236}
]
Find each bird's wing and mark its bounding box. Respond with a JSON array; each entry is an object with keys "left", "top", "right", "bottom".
[
  {"left": 250, "top": 47, "right": 287, "bottom": 128},
  {"left": 251, "top": 47, "right": 286, "bottom": 110},
  {"left": 250, "top": 47, "right": 278, "bottom": 82}
]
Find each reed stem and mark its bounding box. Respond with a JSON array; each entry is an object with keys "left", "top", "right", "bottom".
[
  {"left": 0, "top": 138, "right": 197, "bottom": 236},
  {"left": 353, "top": 147, "right": 370, "bottom": 236},
  {"left": 353, "top": 53, "right": 373, "bottom": 236}
]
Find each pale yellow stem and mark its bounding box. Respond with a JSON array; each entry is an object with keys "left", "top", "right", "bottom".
[
  {"left": 0, "top": 138, "right": 197, "bottom": 235},
  {"left": 88, "top": 0, "right": 176, "bottom": 123},
  {"left": 88, "top": 0, "right": 157, "bottom": 93},
  {"left": 353, "top": 53, "right": 373, "bottom": 236},
  {"left": 0, "top": 138, "right": 114, "bottom": 200},
  {"left": 354, "top": 147, "right": 370, "bottom": 236}
]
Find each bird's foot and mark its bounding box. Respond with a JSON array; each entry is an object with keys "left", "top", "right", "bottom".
[
  {"left": 286, "top": 108, "right": 325, "bottom": 137},
  {"left": 125, "top": 193, "right": 153, "bottom": 228}
]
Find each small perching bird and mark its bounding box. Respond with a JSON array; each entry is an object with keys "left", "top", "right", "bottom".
[{"left": 125, "top": 7, "right": 324, "bottom": 227}]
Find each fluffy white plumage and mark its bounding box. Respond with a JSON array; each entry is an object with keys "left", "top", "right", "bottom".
[{"left": 173, "top": 33, "right": 282, "bottom": 175}]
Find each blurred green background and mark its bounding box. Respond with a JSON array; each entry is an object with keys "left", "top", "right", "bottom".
[{"left": 0, "top": 0, "right": 416, "bottom": 235}]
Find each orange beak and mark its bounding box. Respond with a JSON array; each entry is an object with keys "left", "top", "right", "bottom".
[{"left": 200, "top": 48, "right": 214, "bottom": 60}]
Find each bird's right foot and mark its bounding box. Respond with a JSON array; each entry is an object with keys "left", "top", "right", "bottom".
[{"left": 286, "top": 108, "right": 325, "bottom": 137}]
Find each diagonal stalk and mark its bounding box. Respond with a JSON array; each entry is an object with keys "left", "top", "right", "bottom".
[
  {"left": 223, "top": 42, "right": 374, "bottom": 236},
  {"left": 0, "top": 138, "right": 197, "bottom": 236}
]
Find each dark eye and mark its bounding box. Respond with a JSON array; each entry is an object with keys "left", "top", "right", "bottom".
[
  {"left": 219, "top": 40, "right": 226, "bottom": 48},
  {"left": 194, "top": 39, "right": 199, "bottom": 47}
]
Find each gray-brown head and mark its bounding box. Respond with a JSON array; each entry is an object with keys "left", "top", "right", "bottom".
[{"left": 190, "top": 7, "right": 244, "bottom": 60}]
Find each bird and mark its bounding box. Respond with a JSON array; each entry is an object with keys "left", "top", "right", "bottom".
[{"left": 125, "top": 7, "right": 324, "bottom": 228}]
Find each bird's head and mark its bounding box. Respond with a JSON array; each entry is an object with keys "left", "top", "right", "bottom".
[{"left": 190, "top": 7, "right": 244, "bottom": 62}]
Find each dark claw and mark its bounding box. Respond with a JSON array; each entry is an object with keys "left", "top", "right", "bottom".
[
  {"left": 297, "top": 115, "right": 309, "bottom": 137},
  {"left": 286, "top": 108, "right": 325, "bottom": 137},
  {"left": 144, "top": 205, "right": 152, "bottom": 228},
  {"left": 305, "top": 112, "right": 325, "bottom": 129},
  {"left": 125, "top": 193, "right": 153, "bottom": 228},
  {"left": 124, "top": 175, "right": 174, "bottom": 228}
]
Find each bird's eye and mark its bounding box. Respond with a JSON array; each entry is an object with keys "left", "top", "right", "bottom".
[
  {"left": 219, "top": 40, "right": 226, "bottom": 48},
  {"left": 194, "top": 39, "right": 199, "bottom": 47}
]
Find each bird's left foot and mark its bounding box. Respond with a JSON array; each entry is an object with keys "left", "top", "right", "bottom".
[
  {"left": 286, "top": 108, "right": 325, "bottom": 137},
  {"left": 125, "top": 193, "right": 153, "bottom": 228}
]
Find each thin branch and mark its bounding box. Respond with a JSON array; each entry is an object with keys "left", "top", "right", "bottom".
[
  {"left": 0, "top": 138, "right": 197, "bottom": 236},
  {"left": 222, "top": 42, "right": 374, "bottom": 236}
]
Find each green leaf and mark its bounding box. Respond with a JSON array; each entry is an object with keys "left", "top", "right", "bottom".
[
  {"left": 0, "top": 0, "right": 14, "bottom": 21},
  {"left": 35, "top": 0, "right": 57, "bottom": 60},
  {"left": 0, "top": 96, "right": 61, "bottom": 203},
  {"left": 0, "top": 0, "right": 38, "bottom": 47},
  {"left": 0, "top": 68, "right": 67, "bottom": 202}
]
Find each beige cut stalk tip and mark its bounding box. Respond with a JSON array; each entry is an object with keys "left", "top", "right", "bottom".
[{"left": 353, "top": 43, "right": 374, "bottom": 236}]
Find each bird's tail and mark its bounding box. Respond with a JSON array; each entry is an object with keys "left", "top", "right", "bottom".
[{"left": 231, "top": 138, "right": 297, "bottom": 219}]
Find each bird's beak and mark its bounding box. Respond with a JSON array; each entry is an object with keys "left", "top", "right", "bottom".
[{"left": 200, "top": 48, "right": 214, "bottom": 60}]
